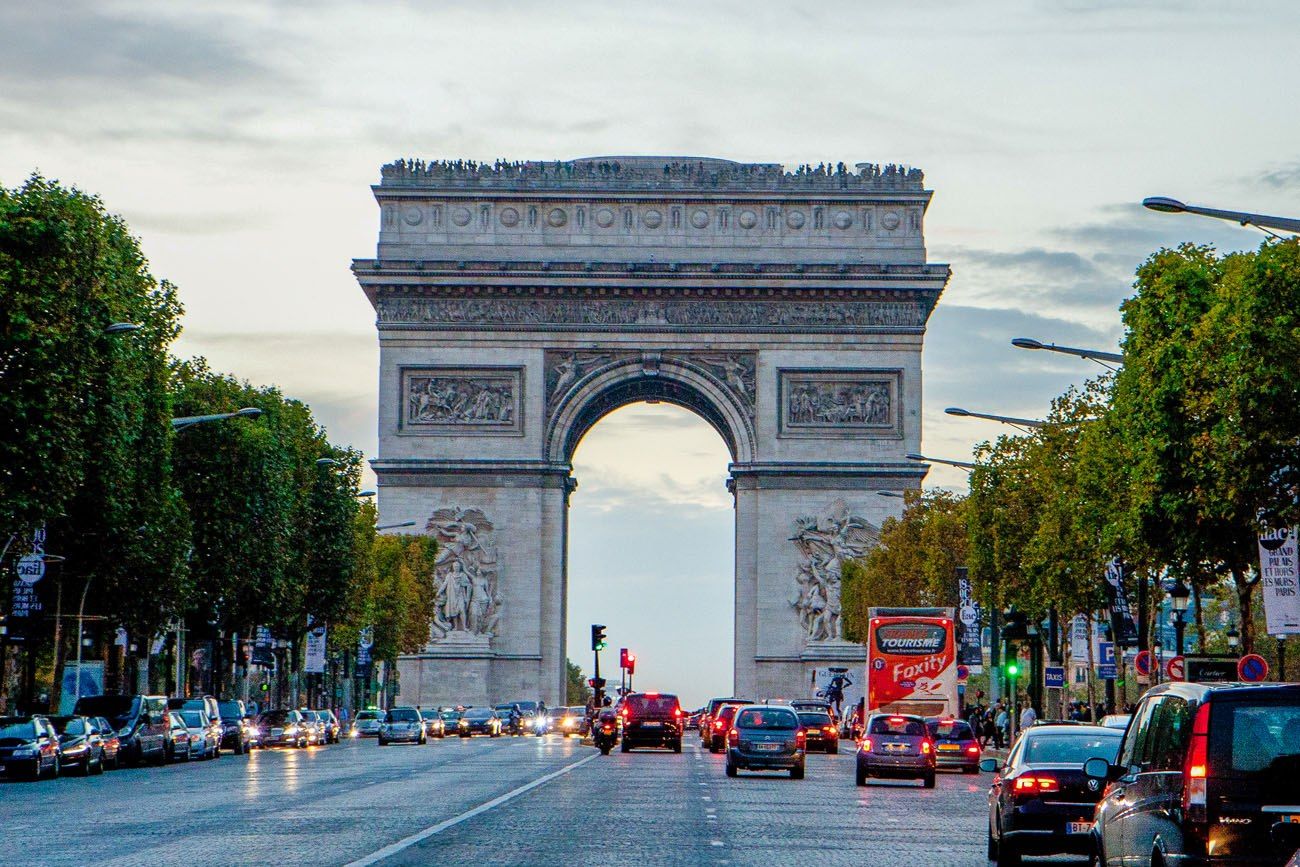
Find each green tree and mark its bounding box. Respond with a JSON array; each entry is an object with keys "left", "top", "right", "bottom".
[{"left": 565, "top": 659, "right": 590, "bottom": 705}]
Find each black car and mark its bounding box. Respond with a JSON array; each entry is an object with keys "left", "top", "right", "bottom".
[
  {"left": 49, "top": 715, "right": 106, "bottom": 776},
  {"left": 796, "top": 708, "right": 840, "bottom": 754},
  {"left": 0, "top": 716, "right": 62, "bottom": 780},
  {"left": 72, "top": 694, "right": 169, "bottom": 766},
  {"left": 726, "top": 705, "right": 806, "bottom": 779},
  {"left": 927, "top": 717, "right": 981, "bottom": 773},
  {"left": 216, "top": 700, "right": 251, "bottom": 754},
  {"left": 1088, "top": 681, "right": 1300, "bottom": 867},
  {"left": 857, "top": 713, "right": 936, "bottom": 787},
  {"left": 620, "top": 692, "right": 684, "bottom": 753},
  {"left": 983, "top": 722, "right": 1122, "bottom": 865},
  {"left": 457, "top": 708, "right": 502, "bottom": 737}
]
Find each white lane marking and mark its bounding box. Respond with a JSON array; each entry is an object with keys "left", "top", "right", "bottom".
[{"left": 344, "top": 752, "right": 599, "bottom": 867}]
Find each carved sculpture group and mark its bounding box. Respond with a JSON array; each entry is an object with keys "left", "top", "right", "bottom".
[
  {"left": 787, "top": 380, "right": 891, "bottom": 427},
  {"left": 407, "top": 375, "right": 515, "bottom": 426},
  {"left": 428, "top": 507, "right": 501, "bottom": 641},
  {"left": 790, "top": 500, "right": 880, "bottom": 642}
]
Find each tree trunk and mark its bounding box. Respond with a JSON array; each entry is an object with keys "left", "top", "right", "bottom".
[
  {"left": 1233, "top": 566, "right": 1255, "bottom": 654},
  {"left": 49, "top": 576, "right": 65, "bottom": 713},
  {"left": 1193, "top": 582, "right": 1206, "bottom": 653}
]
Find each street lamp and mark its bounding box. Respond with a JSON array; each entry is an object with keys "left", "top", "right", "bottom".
[
  {"left": 171, "top": 407, "right": 263, "bottom": 432},
  {"left": 104, "top": 322, "right": 141, "bottom": 335},
  {"left": 1010, "top": 337, "right": 1124, "bottom": 370},
  {"left": 315, "top": 458, "right": 341, "bottom": 468},
  {"left": 357, "top": 490, "right": 377, "bottom": 498},
  {"left": 945, "top": 407, "right": 1047, "bottom": 431},
  {"left": 376, "top": 521, "right": 417, "bottom": 531},
  {"left": 1142, "top": 196, "right": 1300, "bottom": 236},
  {"left": 1168, "top": 579, "right": 1191, "bottom": 656},
  {"left": 876, "top": 491, "right": 905, "bottom": 499},
  {"left": 904, "top": 452, "right": 977, "bottom": 471},
  {"left": 1226, "top": 627, "right": 1240, "bottom": 651}
]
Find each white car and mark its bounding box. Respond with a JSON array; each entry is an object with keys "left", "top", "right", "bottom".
[
  {"left": 1098, "top": 713, "right": 1131, "bottom": 730},
  {"left": 179, "top": 710, "right": 219, "bottom": 759}
]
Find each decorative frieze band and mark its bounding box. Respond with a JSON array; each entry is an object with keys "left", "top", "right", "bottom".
[
  {"left": 778, "top": 368, "right": 903, "bottom": 438},
  {"left": 400, "top": 366, "right": 523, "bottom": 436}
]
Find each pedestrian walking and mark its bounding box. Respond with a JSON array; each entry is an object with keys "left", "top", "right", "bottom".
[
  {"left": 1019, "top": 702, "right": 1037, "bottom": 730},
  {"left": 994, "top": 704, "right": 1008, "bottom": 749}
]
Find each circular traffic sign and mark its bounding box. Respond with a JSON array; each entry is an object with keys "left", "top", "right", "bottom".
[
  {"left": 1238, "top": 653, "right": 1269, "bottom": 682},
  {"left": 1166, "top": 655, "right": 1185, "bottom": 681},
  {"left": 956, "top": 664, "right": 970, "bottom": 681},
  {"left": 1134, "top": 650, "right": 1152, "bottom": 677}
]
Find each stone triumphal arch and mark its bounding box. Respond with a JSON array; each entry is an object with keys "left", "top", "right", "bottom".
[{"left": 354, "top": 157, "right": 949, "bottom": 707}]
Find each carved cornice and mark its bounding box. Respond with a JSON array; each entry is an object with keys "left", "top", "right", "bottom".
[{"left": 355, "top": 259, "right": 948, "bottom": 280}]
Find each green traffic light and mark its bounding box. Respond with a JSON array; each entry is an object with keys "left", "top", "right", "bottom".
[{"left": 1006, "top": 663, "right": 1019, "bottom": 677}]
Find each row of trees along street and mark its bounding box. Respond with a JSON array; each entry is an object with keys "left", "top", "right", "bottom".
[
  {"left": 843, "top": 238, "right": 1300, "bottom": 708},
  {"left": 0, "top": 175, "right": 435, "bottom": 715}
]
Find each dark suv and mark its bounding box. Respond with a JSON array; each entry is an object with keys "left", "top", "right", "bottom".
[
  {"left": 620, "top": 692, "right": 684, "bottom": 752},
  {"left": 72, "top": 694, "right": 168, "bottom": 766},
  {"left": 726, "top": 705, "right": 806, "bottom": 779},
  {"left": 1087, "top": 681, "right": 1300, "bottom": 867}
]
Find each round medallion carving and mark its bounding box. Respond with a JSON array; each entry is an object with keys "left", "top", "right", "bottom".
[
  {"left": 881, "top": 210, "right": 901, "bottom": 231},
  {"left": 833, "top": 210, "right": 853, "bottom": 230},
  {"left": 690, "top": 209, "right": 710, "bottom": 229},
  {"left": 738, "top": 210, "right": 758, "bottom": 229},
  {"left": 786, "top": 210, "right": 806, "bottom": 229},
  {"left": 401, "top": 206, "right": 423, "bottom": 226},
  {"left": 595, "top": 208, "right": 615, "bottom": 228},
  {"left": 546, "top": 208, "right": 568, "bottom": 228},
  {"left": 451, "top": 207, "right": 472, "bottom": 227},
  {"left": 499, "top": 207, "right": 520, "bottom": 228},
  {"left": 643, "top": 209, "right": 663, "bottom": 229}
]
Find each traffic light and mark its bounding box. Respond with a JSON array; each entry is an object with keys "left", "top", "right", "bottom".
[
  {"left": 619, "top": 647, "right": 629, "bottom": 669},
  {"left": 1005, "top": 660, "right": 1020, "bottom": 679},
  {"left": 587, "top": 677, "right": 606, "bottom": 689},
  {"left": 625, "top": 652, "right": 636, "bottom": 675},
  {"left": 591, "top": 624, "right": 607, "bottom": 651},
  {"left": 260, "top": 682, "right": 269, "bottom": 692},
  {"left": 1001, "top": 607, "right": 1029, "bottom": 641}
]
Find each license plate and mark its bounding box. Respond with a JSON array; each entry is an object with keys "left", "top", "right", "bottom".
[
  {"left": 756, "top": 743, "right": 781, "bottom": 751},
  {"left": 0, "top": 764, "right": 5, "bottom": 772},
  {"left": 938, "top": 744, "right": 959, "bottom": 751},
  {"left": 643, "top": 721, "right": 662, "bottom": 728},
  {"left": 887, "top": 743, "right": 906, "bottom": 751},
  {"left": 271, "top": 728, "right": 283, "bottom": 736},
  {"left": 1283, "top": 815, "right": 1300, "bottom": 824},
  {"left": 1068, "top": 822, "right": 1091, "bottom": 834}
]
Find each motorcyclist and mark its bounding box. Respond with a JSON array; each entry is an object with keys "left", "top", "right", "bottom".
[{"left": 508, "top": 703, "right": 522, "bottom": 735}]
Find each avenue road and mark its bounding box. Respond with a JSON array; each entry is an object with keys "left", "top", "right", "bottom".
[{"left": 0, "top": 736, "right": 1085, "bottom": 866}]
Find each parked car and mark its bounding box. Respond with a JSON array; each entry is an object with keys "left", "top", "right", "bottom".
[
  {"left": 1087, "top": 681, "right": 1300, "bottom": 867},
  {"left": 88, "top": 716, "right": 121, "bottom": 770},
  {"left": 49, "top": 715, "right": 106, "bottom": 776},
  {"left": 72, "top": 694, "right": 168, "bottom": 766},
  {"left": 856, "top": 713, "right": 936, "bottom": 788},
  {"left": 0, "top": 716, "right": 62, "bottom": 780},
  {"left": 725, "top": 704, "right": 806, "bottom": 779},
  {"left": 620, "top": 692, "right": 684, "bottom": 753},
  {"left": 257, "top": 709, "right": 313, "bottom": 748},
  {"left": 1097, "top": 713, "right": 1131, "bottom": 730},
  {"left": 457, "top": 707, "right": 503, "bottom": 737},
  {"left": 796, "top": 707, "right": 841, "bottom": 754},
  {"left": 166, "top": 711, "right": 195, "bottom": 761},
  {"left": 216, "top": 700, "right": 251, "bottom": 754},
  {"left": 983, "top": 722, "right": 1122, "bottom": 864},
  {"left": 926, "top": 717, "right": 981, "bottom": 773},
  {"left": 351, "top": 709, "right": 384, "bottom": 739},
  {"left": 379, "top": 706, "right": 426, "bottom": 745},
  {"left": 179, "top": 710, "right": 220, "bottom": 760}
]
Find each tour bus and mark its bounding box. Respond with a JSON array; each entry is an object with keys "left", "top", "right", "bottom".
[{"left": 865, "top": 607, "right": 959, "bottom": 719}]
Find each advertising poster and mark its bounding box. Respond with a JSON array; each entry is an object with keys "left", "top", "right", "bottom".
[{"left": 1258, "top": 529, "right": 1300, "bottom": 635}]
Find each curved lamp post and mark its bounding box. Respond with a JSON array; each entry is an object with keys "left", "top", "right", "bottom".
[
  {"left": 945, "top": 407, "right": 1047, "bottom": 431},
  {"left": 1143, "top": 196, "right": 1300, "bottom": 236},
  {"left": 104, "top": 322, "right": 141, "bottom": 335},
  {"left": 376, "top": 521, "right": 417, "bottom": 531},
  {"left": 904, "top": 452, "right": 976, "bottom": 472},
  {"left": 1011, "top": 337, "right": 1123, "bottom": 369},
  {"left": 171, "top": 407, "right": 263, "bottom": 432}
]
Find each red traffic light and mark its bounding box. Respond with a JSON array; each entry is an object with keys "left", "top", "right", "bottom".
[{"left": 626, "top": 653, "right": 636, "bottom": 675}]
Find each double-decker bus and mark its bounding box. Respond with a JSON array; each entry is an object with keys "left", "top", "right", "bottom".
[{"left": 865, "top": 607, "right": 958, "bottom": 719}]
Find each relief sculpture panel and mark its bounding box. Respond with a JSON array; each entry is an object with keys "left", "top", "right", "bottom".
[
  {"left": 790, "top": 499, "right": 880, "bottom": 643},
  {"left": 427, "top": 507, "right": 501, "bottom": 644},
  {"left": 401, "top": 367, "right": 523, "bottom": 435},
  {"left": 779, "top": 369, "right": 902, "bottom": 438},
  {"left": 543, "top": 350, "right": 756, "bottom": 420}
]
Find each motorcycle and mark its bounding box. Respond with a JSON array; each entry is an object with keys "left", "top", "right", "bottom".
[{"left": 592, "top": 710, "right": 619, "bottom": 755}]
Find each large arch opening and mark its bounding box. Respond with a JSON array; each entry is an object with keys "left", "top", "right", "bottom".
[{"left": 564, "top": 402, "right": 735, "bottom": 711}]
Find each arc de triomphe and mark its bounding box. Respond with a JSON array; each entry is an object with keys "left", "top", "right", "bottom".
[{"left": 354, "top": 156, "right": 948, "bottom": 707}]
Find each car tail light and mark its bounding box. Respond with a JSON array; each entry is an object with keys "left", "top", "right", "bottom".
[
  {"left": 889, "top": 716, "right": 905, "bottom": 724},
  {"left": 714, "top": 719, "right": 725, "bottom": 730},
  {"left": 823, "top": 725, "right": 837, "bottom": 735},
  {"left": 921, "top": 740, "right": 932, "bottom": 755},
  {"left": 1183, "top": 701, "right": 1211, "bottom": 823},
  {"left": 727, "top": 728, "right": 739, "bottom": 746},
  {"left": 966, "top": 745, "right": 980, "bottom": 755},
  {"left": 674, "top": 707, "right": 682, "bottom": 717},
  {"left": 862, "top": 737, "right": 873, "bottom": 752},
  {"left": 795, "top": 729, "right": 806, "bottom": 747},
  {"left": 1013, "top": 775, "right": 1060, "bottom": 795}
]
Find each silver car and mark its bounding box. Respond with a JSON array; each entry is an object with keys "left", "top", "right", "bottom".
[
  {"left": 351, "top": 709, "right": 383, "bottom": 739},
  {"left": 378, "top": 707, "right": 426, "bottom": 745}
]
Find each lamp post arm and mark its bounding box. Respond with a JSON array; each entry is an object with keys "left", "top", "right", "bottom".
[
  {"left": 1031, "top": 342, "right": 1125, "bottom": 365},
  {"left": 1181, "top": 203, "right": 1300, "bottom": 235}
]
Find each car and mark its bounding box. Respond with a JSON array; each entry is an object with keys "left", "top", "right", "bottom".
[
  {"left": 457, "top": 707, "right": 503, "bottom": 737},
  {"left": 72, "top": 694, "right": 169, "bottom": 766},
  {"left": 553, "top": 706, "right": 589, "bottom": 737},
  {"left": 88, "top": 716, "right": 121, "bottom": 770},
  {"left": 438, "top": 708, "right": 463, "bottom": 735},
  {"left": 1097, "top": 713, "right": 1131, "bottom": 730},
  {"left": 0, "top": 716, "right": 63, "bottom": 780},
  {"left": 379, "top": 706, "right": 426, "bottom": 745},
  {"left": 165, "top": 711, "right": 196, "bottom": 761},
  {"left": 351, "top": 709, "right": 384, "bottom": 738},
  {"left": 709, "top": 704, "right": 745, "bottom": 754},
  {"left": 309, "top": 709, "right": 341, "bottom": 744},
  {"left": 1087, "top": 681, "right": 1300, "bottom": 867},
  {"left": 295, "top": 708, "right": 328, "bottom": 745},
  {"left": 243, "top": 714, "right": 265, "bottom": 749},
  {"left": 216, "top": 700, "right": 252, "bottom": 754},
  {"left": 257, "top": 709, "right": 314, "bottom": 748},
  {"left": 49, "top": 715, "right": 107, "bottom": 776},
  {"left": 700, "top": 697, "right": 753, "bottom": 747},
  {"left": 983, "top": 722, "right": 1123, "bottom": 865},
  {"left": 418, "top": 708, "right": 446, "bottom": 739},
  {"left": 856, "top": 713, "right": 936, "bottom": 788},
  {"left": 725, "top": 704, "right": 806, "bottom": 779},
  {"left": 620, "top": 692, "right": 684, "bottom": 753},
  {"left": 179, "top": 710, "right": 220, "bottom": 760},
  {"left": 926, "top": 717, "right": 981, "bottom": 773},
  {"left": 795, "top": 707, "right": 840, "bottom": 754}
]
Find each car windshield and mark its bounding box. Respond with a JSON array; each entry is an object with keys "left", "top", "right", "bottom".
[
  {"left": 387, "top": 708, "right": 419, "bottom": 722},
  {"left": 1211, "top": 697, "right": 1300, "bottom": 785},
  {"left": 928, "top": 720, "right": 974, "bottom": 740},
  {"left": 735, "top": 709, "right": 798, "bottom": 730},
  {"left": 464, "top": 709, "right": 493, "bottom": 720},
  {"left": 181, "top": 711, "right": 206, "bottom": 727},
  {"left": 627, "top": 695, "right": 679, "bottom": 715},
  {"left": 440, "top": 711, "right": 460, "bottom": 721},
  {"left": 72, "top": 695, "right": 137, "bottom": 730},
  {"left": 0, "top": 720, "right": 38, "bottom": 739},
  {"left": 1022, "top": 732, "right": 1121, "bottom": 765},
  {"left": 869, "top": 716, "right": 925, "bottom": 736},
  {"left": 420, "top": 709, "right": 439, "bottom": 719},
  {"left": 797, "top": 712, "right": 833, "bottom": 727},
  {"left": 54, "top": 717, "right": 87, "bottom": 735},
  {"left": 260, "top": 711, "right": 292, "bottom": 725},
  {"left": 217, "top": 701, "right": 242, "bottom": 720},
  {"left": 356, "top": 711, "right": 381, "bottom": 721}
]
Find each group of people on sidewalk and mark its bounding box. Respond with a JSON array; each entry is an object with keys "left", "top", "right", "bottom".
[{"left": 961, "top": 699, "right": 1040, "bottom": 749}]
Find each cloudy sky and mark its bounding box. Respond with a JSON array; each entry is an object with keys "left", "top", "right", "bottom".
[{"left": 4, "top": 0, "right": 1296, "bottom": 706}]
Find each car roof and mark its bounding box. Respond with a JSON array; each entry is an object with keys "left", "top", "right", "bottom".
[
  {"left": 1022, "top": 723, "right": 1120, "bottom": 735},
  {"left": 1142, "top": 680, "right": 1300, "bottom": 702}
]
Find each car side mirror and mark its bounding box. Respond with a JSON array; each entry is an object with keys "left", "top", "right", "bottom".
[
  {"left": 1083, "top": 757, "right": 1114, "bottom": 780},
  {"left": 979, "top": 757, "right": 1001, "bottom": 773}
]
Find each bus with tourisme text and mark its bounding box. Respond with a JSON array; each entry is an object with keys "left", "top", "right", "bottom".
[{"left": 865, "top": 607, "right": 959, "bottom": 719}]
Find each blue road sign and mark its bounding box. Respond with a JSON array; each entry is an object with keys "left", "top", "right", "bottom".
[
  {"left": 1044, "top": 666, "right": 1065, "bottom": 689},
  {"left": 1098, "top": 664, "right": 1118, "bottom": 680},
  {"left": 1098, "top": 641, "right": 1115, "bottom": 666}
]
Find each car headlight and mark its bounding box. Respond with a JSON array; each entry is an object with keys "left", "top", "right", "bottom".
[
  {"left": 13, "top": 747, "right": 36, "bottom": 757},
  {"left": 285, "top": 725, "right": 299, "bottom": 735}
]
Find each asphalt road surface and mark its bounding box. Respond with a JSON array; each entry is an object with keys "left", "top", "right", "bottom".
[{"left": 0, "top": 735, "right": 1089, "bottom": 866}]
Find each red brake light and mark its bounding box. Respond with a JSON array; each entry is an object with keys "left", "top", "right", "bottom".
[
  {"left": 1183, "top": 702, "right": 1212, "bottom": 822},
  {"left": 674, "top": 707, "right": 682, "bottom": 717},
  {"left": 862, "top": 737, "right": 873, "bottom": 751},
  {"left": 824, "top": 725, "right": 837, "bottom": 735},
  {"left": 727, "top": 728, "right": 739, "bottom": 745},
  {"left": 714, "top": 719, "right": 725, "bottom": 730},
  {"left": 889, "top": 716, "right": 905, "bottom": 723},
  {"left": 1013, "top": 774, "right": 1059, "bottom": 794},
  {"left": 796, "top": 729, "right": 806, "bottom": 745},
  {"left": 921, "top": 740, "right": 932, "bottom": 755},
  {"left": 966, "top": 745, "right": 980, "bottom": 754}
]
